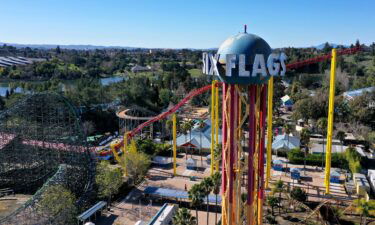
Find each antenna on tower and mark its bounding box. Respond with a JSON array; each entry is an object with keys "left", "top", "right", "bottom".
[{"left": 244, "top": 24, "right": 247, "bottom": 33}]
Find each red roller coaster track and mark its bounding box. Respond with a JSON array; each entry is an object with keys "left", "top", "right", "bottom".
[
  {"left": 112, "top": 47, "right": 361, "bottom": 151},
  {"left": 286, "top": 47, "right": 360, "bottom": 70}
]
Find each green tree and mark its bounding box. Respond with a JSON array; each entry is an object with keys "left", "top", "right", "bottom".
[
  {"left": 345, "top": 147, "right": 362, "bottom": 174},
  {"left": 267, "top": 195, "right": 279, "bottom": 216},
  {"left": 293, "top": 98, "right": 313, "bottom": 122},
  {"left": 166, "top": 118, "right": 173, "bottom": 139},
  {"left": 198, "top": 119, "right": 205, "bottom": 165},
  {"left": 317, "top": 117, "right": 328, "bottom": 167},
  {"left": 300, "top": 128, "right": 311, "bottom": 172},
  {"left": 213, "top": 144, "right": 222, "bottom": 163},
  {"left": 188, "top": 183, "right": 205, "bottom": 225},
  {"left": 55, "top": 45, "right": 61, "bottom": 54},
  {"left": 96, "top": 161, "right": 123, "bottom": 205},
  {"left": 336, "top": 130, "right": 346, "bottom": 153},
  {"left": 283, "top": 123, "right": 292, "bottom": 156},
  {"left": 349, "top": 93, "right": 375, "bottom": 124},
  {"left": 0, "top": 96, "right": 5, "bottom": 110},
  {"left": 200, "top": 177, "right": 213, "bottom": 225},
  {"left": 187, "top": 120, "right": 195, "bottom": 158},
  {"left": 290, "top": 187, "right": 307, "bottom": 203},
  {"left": 323, "top": 42, "right": 332, "bottom": 53},
  {"left": 182, "top": 120, "right": 195, "bottom": 159},
  {"left": 38, "top": 185, "right": 77, "bottom": 225},
  {"left": 211, "top": 172, "right": 221, "bottom": 225},
  {"left": 159, "top": 88, "right": 171, "bottom": 106},
  {"left": 354, "top": 199, "right": 375, "bottom": 225},
  {"left": 181, "top": 122, "right": 189, "bottom": 159},
  {"left": 173, "top": 208, "right": 197, "bottom": 225},
  {"left": 124, "top": 150, "right": 151, "bottom": 184},
  {"left": 272, "top": 180, "right": 285, "bottom": 215},
  {"left": 166, "top": 118, "right": 174, "bottom": 157}
]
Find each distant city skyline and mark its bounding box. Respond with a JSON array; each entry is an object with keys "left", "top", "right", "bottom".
[{"left": 1, "top": 0, "right": 374, "bottom": 49}]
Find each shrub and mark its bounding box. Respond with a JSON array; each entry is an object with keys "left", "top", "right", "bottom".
[
  {"left": 266, "top": 215, "right": 277, "bottom": 224},
  {"left": 38, "top": 185, "right": 77, "bottom": 224},
  {"left": 287, "top": 148, "right": 348, "bottom": 169},
  {"left": 290, "top": 187, "right": 308, "bottom": 202},
  {"left": 345, "top": 147, "right": 363, "bottom": 174}
]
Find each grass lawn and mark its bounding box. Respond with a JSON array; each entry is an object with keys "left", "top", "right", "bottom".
[{"left": 189, "top": 68, "right": 203, "bottom": 78}]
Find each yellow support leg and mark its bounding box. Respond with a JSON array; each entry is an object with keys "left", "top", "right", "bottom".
[
  {"left": 256, "top": 85, "right": 261, "bottom": 225},
  {"left": 122, "top": 131, "right": 131, "bottom": 176},
  {"left": 211, "top": 80, "right": 217, "bottom": 175},
  {"left": 215, "top": 82, "right": 220, "bottom": 172},
  {"left": 173, "top": 114, "right": 177, "bottom": 176},
  {"left": 110, "top": 143, "right": 122, "bottom": 165},
  {"left": 325, "top": 49, "right": 337, "bottom": 194},
  {"left": 265, "top": 77, "right": 274, "bottom": 189}
]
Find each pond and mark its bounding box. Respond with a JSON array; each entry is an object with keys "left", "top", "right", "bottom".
[{"left": 0, "top": 76, "right": 125, "bottom": 97}]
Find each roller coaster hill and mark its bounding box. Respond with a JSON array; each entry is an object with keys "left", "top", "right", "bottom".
[
  {"left": 106, "top": 29, "right": 361, "bottom": 225},
  {"left": 0, "top": 29, "right": 361, "bottom": 225},
  {"left": 0, "top": 93, "right": 95, "bottom": 225}
]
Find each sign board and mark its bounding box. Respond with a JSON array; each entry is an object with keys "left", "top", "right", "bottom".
[
  {"left": 202, "top": 52, "right": 287, "bottom": 84},
  {"left": 202, "top": 32, "right": 287, "bottom": 85}
]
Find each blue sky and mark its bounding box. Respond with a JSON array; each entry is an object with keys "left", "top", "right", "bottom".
[{"left": 1, "top": 0, "right": 374, "bottom": 49}]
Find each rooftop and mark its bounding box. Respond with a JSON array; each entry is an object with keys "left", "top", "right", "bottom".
[{"left": 343, "top": 86, "right": 375, "bottom": 100}]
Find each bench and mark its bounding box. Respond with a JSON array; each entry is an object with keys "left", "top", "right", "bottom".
[
  {"left": 77, "top": 201, "right": 107, "bottom": 224},
  {"left": 0, "top": 188, "right": 14, "bottom": 197}
]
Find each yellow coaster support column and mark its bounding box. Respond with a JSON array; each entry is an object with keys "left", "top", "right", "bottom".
[
  {"left": 325, "top": 49, "right": 337, "bottom": 194},
  {"left": 110, "top": 143, "right": 122, "bottom": 165},
  {"left": 173, "top": 114, "right": 177, "bottom": 176},
  {"left": 211, "top": 80, "right": 217, "bottom": 175},
  {"left": 215, "top": 81, "right": 220, "bottom": 172},
  {"left": 122, "top": 131, "right": 131, "bottom": 176},
  {"left": 265, "top": 77, "right": 274, "bottom": 189}
]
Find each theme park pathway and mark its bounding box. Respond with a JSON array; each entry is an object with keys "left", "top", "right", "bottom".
[
  {"left": 97, "top": 153, "right": 220, "bottom": 225},
  {"left": 270, "top": 162, "right": 354, "bottom": 204},
  {"left": 0, "top": 194, "right": 31, "bottom": 220}
]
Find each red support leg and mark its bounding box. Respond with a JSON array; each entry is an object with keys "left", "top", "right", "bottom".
[{"left": 247, "top": 85, "right": 257, "bottom": 224}]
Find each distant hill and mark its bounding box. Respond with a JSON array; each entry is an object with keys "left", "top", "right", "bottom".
[
  {"left": 313, "top": 43, "right": 350, "bottom": 50},
  {"left": 0, "top": 42, "right": 140, "bottom": 50},
  {"left": 0, "top": 42, "right": 216, "bottom": 51}
]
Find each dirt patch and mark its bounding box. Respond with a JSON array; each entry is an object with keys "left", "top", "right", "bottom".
[{"left": 0, "top": 194, "right": 31, "bottom": 220}]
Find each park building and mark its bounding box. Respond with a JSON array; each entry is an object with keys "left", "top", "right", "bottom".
[
  {"left": 343, "top": 86, "right": 375, "bottom": 101},
  {"left": 353, "top": 173, "right": 370, "bottom": 197},
  {"left": 131, "top": 65, "right": 152, "bottom": 73},
  {"left": 0, "top": 56, "right": 45, "bottom": 67},
  {"left": 271, "top": 134, "right": 300, "bottom": 153},
  {"left": 176, "top": 119, "right": 222, "bottom": 152},
  {"left": 280, "top": 95, "right": 293, "bottom": 111}
]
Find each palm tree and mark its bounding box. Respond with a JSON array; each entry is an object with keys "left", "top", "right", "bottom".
[
  {"left": 213, "top": 144, "right": 222, "bottom": 170},
  {"left": 181, "top": 122, "right": 189, "bottom": 159},
  {"left": 283, "top": 123, "right": 292, "bottom": 150},
  {"left": 300, "top": 128, "right": 311, "bottom": 173},
  {"left": 317, "top": 117, "right": 328, "bottom": 168},
  {"left": 173, "top": 207, "right": 197, "bottom": 225},
  {"left": 354, "top": 198, "right": 375, "bottom": 225},
  {"left": 267, "top": 195, "right": 279, "bottom": 216},
  {"left": 166, "top": 118, "right": 174, "bottom": 160},
  {"left": 183, "top": 120, "right": 194, "bottom": 159},
  {"left": 198, "top": 119, "right": 206, "bottom": 166},
  {"left": 201, "top": 177, "right": 213, "bottom": 225},
  {"left": 336, "top": 130, "right": 346, "bottom": 153},
  {"left": 188, "top": 183, "right": 205, "bottom": 225},
  {"left": 166, "top": 119, "right": 173, "bottom": 139},
  {"left": 211, "top": 172, "right": 221, "bottom": 225},
  {"left": 188, "top": 120, "right": 196, "bottom": 158},
  {"left": 283, "top": 123, "right": 292, "bottom": 174},
  {"left": 272, "top": 180, "right": 285, "bottom": 215}
]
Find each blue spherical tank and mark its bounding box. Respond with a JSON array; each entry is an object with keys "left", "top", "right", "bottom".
[{"left": 217, "top": 32, "right": 272, "bottom": 85}]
